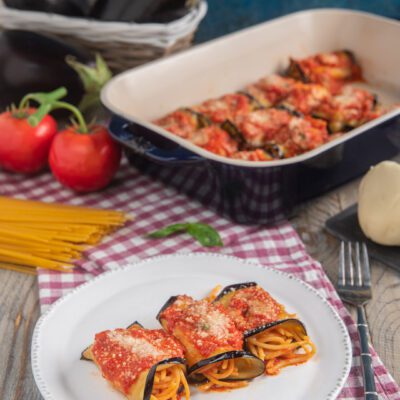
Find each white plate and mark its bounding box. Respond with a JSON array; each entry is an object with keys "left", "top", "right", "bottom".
[{"left": 32, "top": 254, "right": 352, "bottom": 400}]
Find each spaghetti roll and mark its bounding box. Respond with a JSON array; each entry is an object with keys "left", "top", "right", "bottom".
[
  {"left": 157, "top": 295, "right": 264, "bottom": 392},
  {"left": 82, "top": 323, "right": 190, "bottom": 400},
  {"left": 214, "top": 282, "right": 316, "bottom": 375}
]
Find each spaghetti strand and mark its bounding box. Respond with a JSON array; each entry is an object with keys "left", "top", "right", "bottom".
[
  {"left": 247, "top": 326, "right": 316, "bottom": 375},
  {"left": 197, "top": 359, "right": 248, "bottom": 392},
  {"left": 151, "top": 365, "right": 190, "bottom": 400},
  {"left": 0, "top": 197, "right": 129, "bottom": 274}
]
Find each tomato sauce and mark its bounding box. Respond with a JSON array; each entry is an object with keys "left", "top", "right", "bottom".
[
  {"left": 220, "top": 286, "right": 286, "bottom": 332},
  {"left": 290, "top": 51, "right": 363, "bottom": 94},
  {"left": 281, "top": 81, "right": 332, "bottom": 115},
  {"left": 189, "top": 125, "right": 238, "bottom": 157},
  {"left": 160, "top": 295, "right": 243, "bottom": 358},
  {"left": 234, "top": 108, "right": 328, "bottom": 155},
  {"left": 246, "top": 75, "right": 296, "bottom": 107},
  {"left": 194, "top": 93, "right": 254, "bottom": 124},
  {"left": 91, "top": 327, "right": 184, "bottom": 394},
  {"left": 154, "top": 109, "right": 199, "bottom": 138},
  {"left": 329, "top": 86, "right": 376, "bottom": 130}
]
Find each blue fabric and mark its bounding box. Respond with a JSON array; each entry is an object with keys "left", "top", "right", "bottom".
[{"left": 195, "top": 0, "right": 400, "bottom": 43}]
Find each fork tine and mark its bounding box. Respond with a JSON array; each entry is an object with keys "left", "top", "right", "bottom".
[
  {"left": 345, "top": 242, "right": 354, "bottom": 286},
  {"left": 355, "top": 242, "right": 362, "bottom": 286},
  {"left": 361, "top": 243, "right": 371, "bottom": 287},
  {"left": 339, "top": 241, "right": 345, "bottom": 286}
]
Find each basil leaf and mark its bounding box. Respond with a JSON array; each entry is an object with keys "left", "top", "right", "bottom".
[
  {"left": 147, "top": 222, "right": 223, "bottom": 247},
  {"left": 147, "top": 223, "right": 189, "bottom": 238},
  {"left": 186, "top": 223, "right": 223, "bottom": 247}
]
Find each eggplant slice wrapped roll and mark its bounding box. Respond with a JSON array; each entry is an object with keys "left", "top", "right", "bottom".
[
  {"left": 214, "top": 282, "right": 316, "bottom": 375},
  {"left": 192, "top": 93, "right": 262, "bottom": 124},
  {"left": 157, "top": 295, "right": 264, "bottom": 392},
  {"left": 81, "top": 322, "right": 190, "bottom": 400},
  {"left": 287, "top": 50, "right": 363, "bottom": 95},
  {"left": 244, "top": 74, "right": 297, "bottom": 108},
  {"left": 325, "top": 86, "right": 380, "bottom": 133},
  {"left": 153, "top": 108, "right": 210, "bottom": 139},
  {"left": 226, "top": 108, "right": 329, "bottom": 157}
]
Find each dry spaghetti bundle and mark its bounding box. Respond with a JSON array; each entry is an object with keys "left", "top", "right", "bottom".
[{"left": 0, "top": 196, "right": 129, "bottom": 274}]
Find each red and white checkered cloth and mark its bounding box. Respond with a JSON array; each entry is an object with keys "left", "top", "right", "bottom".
[{"left": 1, "top": 162, "right": 399, "bottom": 399}]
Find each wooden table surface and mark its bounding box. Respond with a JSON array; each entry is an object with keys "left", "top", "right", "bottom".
[{"left": 0, "top": 177, "right": 399, "bottom": 399}]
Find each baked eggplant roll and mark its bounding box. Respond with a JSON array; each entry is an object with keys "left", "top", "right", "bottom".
[
  {"left": 244, "top": 74, "right": 297, "bottom": 108},
  {"left": 228, "top": 108, "right": 329, "bottom": 156},
  {"left": 279, "top": 82, "right": 380, "bottom": 133},
  {"left": 188, "top": 125, "right": 239, "bottom": 157},
  {"left": 192, "top": 93, "right": 261, "bottom": 124},
  {"left": 154, "top": 108, "right": 210, "bottom": 139},
  {"left": 279, "top": 81, "right": 332, "bottom": 116},
  {"left": 214, "top": 282, "right": 316, "bottom": 375},
  {"left": 82, "top": 323, "right": 190, "bottom": 400},
  {"left": 287, "top": 50, "right": 363, "bottom": 94},
  {"left": 325, "top": 85, "right": 379, "bottom": 132},
  {"left": 157, "top": 295, "right": 264, "bottom": 392}
]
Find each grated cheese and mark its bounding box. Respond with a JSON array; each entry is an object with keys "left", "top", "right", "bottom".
[{"left": 107, "top": 331, "right": 161, "bottom": 358}]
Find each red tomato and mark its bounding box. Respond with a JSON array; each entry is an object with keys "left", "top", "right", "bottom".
[
  {"left": 49, "top": 125, "right": 121, "bottom": 192},
  {"left": 0, "top": 109, "right": 58, "bottom": 173}
]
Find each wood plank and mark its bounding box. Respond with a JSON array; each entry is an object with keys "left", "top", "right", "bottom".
[
  {"left": 0, "top": 269, "right": 42, "bottom": 400},
  {"left": 292, "top": 178, "right": 400, "bottom": 384}
]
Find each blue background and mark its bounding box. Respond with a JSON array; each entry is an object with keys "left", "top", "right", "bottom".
[{"left": 195, "top": 0, "right": 400, "bottom": 43}]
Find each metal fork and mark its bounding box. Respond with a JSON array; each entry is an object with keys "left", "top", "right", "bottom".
[{"left": 337, "top": 242, "right": 378, "bottom": 400}]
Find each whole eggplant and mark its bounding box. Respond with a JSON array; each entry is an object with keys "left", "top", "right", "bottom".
[
  {"left": 0, "top": 30, "right": 91, "bottom": 111},
  {"left": 90, "top": 0, "right": 199, "bottom": 22},
  {"left": 144, "top": 0, "right": 200, "bottom": 23},
  {"left": 3, "top": 0, "right": 96, "bottom": 17}
]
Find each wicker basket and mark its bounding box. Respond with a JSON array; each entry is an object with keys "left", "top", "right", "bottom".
[{"left": 0, "top": 1, "right": 207, "bottom": 72}]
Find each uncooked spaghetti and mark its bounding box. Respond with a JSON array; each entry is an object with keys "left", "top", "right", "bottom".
[{"left": 0, "top": 196, "right": 129, "bottom": 274}]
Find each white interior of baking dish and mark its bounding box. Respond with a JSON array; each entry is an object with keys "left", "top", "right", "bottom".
[{"left": 102, "top": 9, "right": 400, "bottom": 167}]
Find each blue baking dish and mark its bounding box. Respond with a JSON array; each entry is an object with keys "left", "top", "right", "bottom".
[{"left": 102, "top": 9, "right": 400, "bottom": 225}]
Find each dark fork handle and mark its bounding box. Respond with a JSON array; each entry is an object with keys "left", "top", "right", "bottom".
[{"left": 357, "top": 305, "right": 378, "bottom": 399}]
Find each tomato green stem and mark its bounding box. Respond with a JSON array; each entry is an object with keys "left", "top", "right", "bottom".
[
  {"left": 15, "top": 87, "right": 88, "bottom": 132},
  {"left": 49, "top": 101, "right": 88, "bottom": 133},
  {"left": 18, "top": 87, "right": 68, "bottom": 127},
  {"left": 19, "top": 87, "right": 67, "bottom": 111}
]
